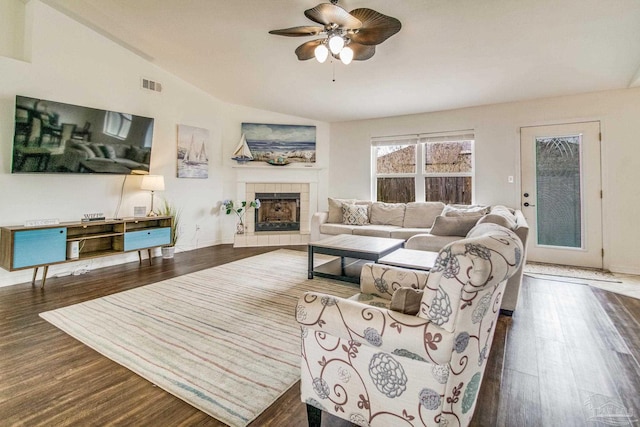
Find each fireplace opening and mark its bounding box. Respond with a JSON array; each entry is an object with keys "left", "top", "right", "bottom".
[{"left": 255, "top": 192, "right": 300, "bottom": 232}]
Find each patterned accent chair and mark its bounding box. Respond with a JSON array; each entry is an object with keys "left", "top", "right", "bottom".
[{"left": 296, "top": 223, "right": 523, "bottom": 427}]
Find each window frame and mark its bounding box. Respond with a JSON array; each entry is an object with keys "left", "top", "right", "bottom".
[
  {"left": 103, "top": 111, "right": 132, "bottom": 140},
  {"left": 372, "top": 131, "right": 476, "bottom": 204}
]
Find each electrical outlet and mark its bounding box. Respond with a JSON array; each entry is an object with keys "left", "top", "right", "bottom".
[
  {"left": 508, "top": 176, "right": 514, "bottom": 183},
  {"left": 196, "top": 224, "right": 200, "bottom": 231}
]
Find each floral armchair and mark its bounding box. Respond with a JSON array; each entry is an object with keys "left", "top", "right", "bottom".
[{"left": 296, "top": 223, "right": 523, "bottom": 427}]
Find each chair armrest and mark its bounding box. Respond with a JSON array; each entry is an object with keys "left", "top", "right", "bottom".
[
  {"left": 296, "top": 291, "right": 454, "bottom": 365},
  {"left": 359, "top": 262, "right": 430, "bottom": 299}
]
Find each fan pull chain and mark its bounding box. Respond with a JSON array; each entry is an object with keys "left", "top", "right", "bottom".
[{"left": 332, "top": 60, "right": 336, "bottom": 82}]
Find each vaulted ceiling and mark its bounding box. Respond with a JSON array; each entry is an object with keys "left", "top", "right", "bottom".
[{"left": 42, "top": 0, "right": 640, "bottom": 122}]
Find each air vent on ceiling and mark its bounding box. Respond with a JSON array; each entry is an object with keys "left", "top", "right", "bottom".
[{"left": 141, "top": 77, "right": 162, "bottom": 93}]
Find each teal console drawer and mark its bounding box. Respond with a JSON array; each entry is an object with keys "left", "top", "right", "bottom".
[
  {"left": 124, "top": 227, "right": 171, "bottom": 251},
  {"left": 13, "top": 227, "right": 67, "bottom": 269}
]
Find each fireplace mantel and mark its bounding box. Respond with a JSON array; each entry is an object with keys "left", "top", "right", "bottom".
[{"left": 231, "top": 163, "right": 323, "bottom": 170}]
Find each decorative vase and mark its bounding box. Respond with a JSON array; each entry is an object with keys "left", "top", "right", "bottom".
[
  {"left": 162, "top": 246, "right": 175, "bottom": 259},
  {"left": 236, "top": 222, "right": 245, "bottom": 234}
]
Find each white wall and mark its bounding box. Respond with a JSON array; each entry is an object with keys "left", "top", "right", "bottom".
[
  {"left": 330, "top": 88, "right": 640, "bottom": 275},
  {"left": 0, "top": 1, "right": 329, "bottom": 287}
]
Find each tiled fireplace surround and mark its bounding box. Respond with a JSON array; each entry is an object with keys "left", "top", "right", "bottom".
[{"left": 233, "top": 182, "right": 312, "bottom": 247}]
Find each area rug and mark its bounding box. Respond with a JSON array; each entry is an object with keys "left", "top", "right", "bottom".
[
  {"left": 39, "top": 249, "right": 357, "bottom": 427},
  {"left": 524, "top": 261, "right": 622, "bottom": 283}
]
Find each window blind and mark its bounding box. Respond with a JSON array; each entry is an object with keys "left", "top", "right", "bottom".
[
  {"left": 418, "top": 129, "right": 475, "bottom": 143},
  {"left": 371, "top": 134, "right": 419, "bottom": 146}
]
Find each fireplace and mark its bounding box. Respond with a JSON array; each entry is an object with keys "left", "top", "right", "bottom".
[{"left": 255, "top": 192, "right": 300, "bottom": 232}]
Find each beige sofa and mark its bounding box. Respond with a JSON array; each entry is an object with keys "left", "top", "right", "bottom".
[{"left": 310, "top": 199, "right": 529, "bottom": 314}]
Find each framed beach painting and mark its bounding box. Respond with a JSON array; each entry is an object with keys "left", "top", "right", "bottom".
[
  {"left": 177, "top": 124, "right": 209, "bottom": 178},
  {"left": 240, "top": 123, "right": 316, "bottom": 164}
]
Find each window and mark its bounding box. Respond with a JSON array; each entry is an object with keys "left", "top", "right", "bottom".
[
  {"left": 103, "top": 111, "right": 132, "bottom": 140},
  {"left": 373, "top": 131, "right": 474, "bottom": 204}
]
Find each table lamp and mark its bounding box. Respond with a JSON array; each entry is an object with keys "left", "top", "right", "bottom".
[{"left": 140, "top": 175, "right": 165, "bottom": 216}]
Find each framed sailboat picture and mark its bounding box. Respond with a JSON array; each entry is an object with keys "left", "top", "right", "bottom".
[
  {"left": 177, "top": 124, "right": 209, "bottom": 178},
  {"left": 240, "top": 123, "right": 316, "bottom": 164}
]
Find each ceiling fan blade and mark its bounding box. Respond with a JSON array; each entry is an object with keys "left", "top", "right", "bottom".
[
  {"left": 269, "top": 26, "right": 324, "bottom": 37},
  {"left": 348, "top": 8, "right": 402, "bottom": 45},
  {"left": 305, "top": 3, "right": 362, "bottom": 29},
  {"left": 348, "top": 43, "right": 376, "bottom": 61},
  {"left": 295, "top": 39, "right": 324, "bottom": 60}
]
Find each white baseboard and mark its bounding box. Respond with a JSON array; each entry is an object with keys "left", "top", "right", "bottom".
[{"left": 608, "top": 264, "right": 640, "bottom": 276}]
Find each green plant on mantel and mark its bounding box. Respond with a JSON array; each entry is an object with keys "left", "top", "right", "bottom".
[{"left": 155, "top": 199, "right": 181, "bottom": 246}]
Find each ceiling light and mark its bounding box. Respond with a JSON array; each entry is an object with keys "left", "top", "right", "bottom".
[
  {"left": 340, "top": 46, "right": 353, "bottom": 65},
  {"left": 314, "top": 44, "right": 328, "bottom": 63},
  {"left": 328, "top": 34, "right": 344, "bottom": 55},
  {"left": 269, "top": 1, "right": 401, "bottom": 65}
]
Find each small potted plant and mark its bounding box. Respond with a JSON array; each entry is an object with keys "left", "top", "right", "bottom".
[
  {"left": 155, "top": 198, "right": 181, "bottom": 258},
  {"left": 222, "top": 199, "right": 260, "bottom": 234}
]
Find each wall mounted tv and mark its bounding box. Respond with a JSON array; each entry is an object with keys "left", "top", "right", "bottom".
[{"left": 12, "top": 95, "right": 155, "bottom": 174}]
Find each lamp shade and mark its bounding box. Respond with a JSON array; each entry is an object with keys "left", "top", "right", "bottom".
[{"left": 140, "top": 175, "right": 165, "bottom": 192}]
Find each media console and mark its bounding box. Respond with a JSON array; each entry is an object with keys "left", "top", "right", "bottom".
[{"left": 0, "top": 216, "right": 173, "bottom": 288}]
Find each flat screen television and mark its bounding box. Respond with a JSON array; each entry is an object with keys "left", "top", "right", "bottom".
[{"left": 11, "top": 95, "right": 155, "bottom": 174}]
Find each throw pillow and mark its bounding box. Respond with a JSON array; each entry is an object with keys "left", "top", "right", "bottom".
[
  {"left": 89, "top": 143, "right": 105, "bottom": 158},
  {"left": 100, "top": 144, "right": 117, "bottom": 159},
  {"left": 342, "top": 204, "right": 369, "bottom": 225},
  {"left": 390, "top": 287, "right": 424, "bottom": 315},
  {"left": 430, "top": 215, "right": 480, "bottom": 236},
  {"left": 369, "top": 202, "right": 406, "bottom": 226},
  {"left": 328, "top": 197, "right": 355, "bottom": 223}
]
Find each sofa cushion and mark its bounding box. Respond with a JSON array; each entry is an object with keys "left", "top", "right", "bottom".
[
  {"left": 370, "top": 202, "right": 406, "bottom": 226},
  {"left": 430, "top": 215, "right": 480, "bottom": 236},
  {"left": 319, "top": 223, "right": 356, "bottom": 235},
  {"left": 405, "top": 234, "right": 461, "bottom": 252},
  {"left": 403, "top": 201, "right": 445, "bottom": 228},
  {"left": 390, "top": 288, "right": 424, "bottom": 315},
  {"left": 442, "top": 204, "right": 489, "bottom": 217},
  {"left": 113, "top": 158, "right": 146, "bottom": 169},
  {"left": 352, "top": 225, "right": 400, "bottom": 238},
  {"left": 349, "top": 293, "right": 391, "bottom": 309},
  {"left": 327, "top": 198, "right": 372, "bottom": 223},
  {"left": 127, "top": 146, "right": 147, "bottom": 163},
  {"left": 113, "top": 144, "right": 130, "bottom": 158},
  {"left": 342, "top": 204, "right": 369, "bottom": 225},
  {"left": 328, "top": 198, "right": 355, "bottom": 223},
  {"left": 390, "top": 228, "right": 431, "bottom": 240}
]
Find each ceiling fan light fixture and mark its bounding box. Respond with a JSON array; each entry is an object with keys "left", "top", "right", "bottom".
[
  {"left": 328, "top": 34, "right": 345, "bottom": 54},
  {"left": 314, "top": 43, "right": 329, "bottom": 63},
  {"left": 340, "top": 46, "right": 353, "bottom": 65},
  {"left": 269, "top": 2, "right": 401, "bottom": 65}
]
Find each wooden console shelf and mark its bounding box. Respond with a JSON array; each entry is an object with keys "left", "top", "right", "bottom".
[{"left": 0, "top": 216, "right": 173, "bottom": 288}]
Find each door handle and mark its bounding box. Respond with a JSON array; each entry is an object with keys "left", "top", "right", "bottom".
[{"left": 523, "top": 202, "right": 536, "bottom": 207}]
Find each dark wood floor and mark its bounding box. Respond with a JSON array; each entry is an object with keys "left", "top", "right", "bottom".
[{"left": 1, "top": 245, "right": 638, "bottom": 426}]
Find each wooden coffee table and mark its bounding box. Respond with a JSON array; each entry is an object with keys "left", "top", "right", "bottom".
[
  {"left": 308, "top": 235, "right": 405, "bottom": 284},
  {"left": 378, "top": 248, "right": 440, "bottom": 271}
]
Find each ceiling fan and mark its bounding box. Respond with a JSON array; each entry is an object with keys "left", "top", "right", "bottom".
[{"left": 268, "top": 0, "right": 401, "bottom": 65}]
